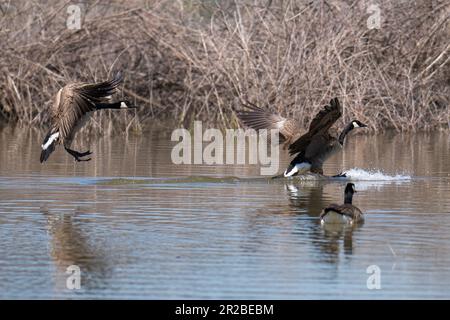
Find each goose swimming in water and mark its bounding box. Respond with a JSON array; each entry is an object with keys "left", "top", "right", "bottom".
[
  {"left": 40, "top": 72, "right": 136, "bottom": 163},
  {"left": 320, "top": 183, "right": 364, "bottom": 224}
]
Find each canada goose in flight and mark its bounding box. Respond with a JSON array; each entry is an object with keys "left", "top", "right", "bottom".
[
  {"left": 237, "top": 98, "right": 367, "bottom": 177},
  {"left": 320, "top": 183, "right": 363, "bottom": 224},
  {"left": 40, "top": 72, "right": 135, "bottom": 163}
]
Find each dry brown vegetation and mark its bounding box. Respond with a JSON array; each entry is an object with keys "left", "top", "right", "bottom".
[{"left": 0, "top": 0, "right": 449, "bottom": 134}]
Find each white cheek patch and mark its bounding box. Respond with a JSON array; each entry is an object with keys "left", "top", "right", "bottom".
[
  {"left": 41, "top": 132, "right": 59, "bottom": 150},
  {"left": 120, "top": 102, "right": 128, "bottom": 109},
  {"left": 284, "top": 162, "right": 311, "bottom": 177},
  {"left": 353, "top": 122, "right": 360, "bottom": 128}
]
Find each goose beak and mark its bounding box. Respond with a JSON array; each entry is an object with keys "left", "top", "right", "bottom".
[
  {"left": 40, "top": 139, "right": 56, "bottom": 163},
  {"left": 40, "top": 148, "right": 51, "bottom": 163},
  {"left": 360, "top": 122, "right": 368, "bottom": 128}
]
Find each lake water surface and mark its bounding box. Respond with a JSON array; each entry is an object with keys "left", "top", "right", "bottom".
[{"left": 0, "top": 126, "right": 449, "bottom": 299}]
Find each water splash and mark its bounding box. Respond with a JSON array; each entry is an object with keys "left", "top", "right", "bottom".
[{"left": 342, "top": 168, "right": 411, "bottom": 181}]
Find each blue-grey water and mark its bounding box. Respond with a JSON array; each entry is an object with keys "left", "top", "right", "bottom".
[{"left": 0, "top": 127, "right": 449, "bottom": 299}]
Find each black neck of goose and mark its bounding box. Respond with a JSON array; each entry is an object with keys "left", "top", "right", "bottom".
[
  {"left": 344, "top": 191, "right": 353, "bottom": 204},
  {"left": 338, "top": 122, "right": 354, "bottom": 145}
]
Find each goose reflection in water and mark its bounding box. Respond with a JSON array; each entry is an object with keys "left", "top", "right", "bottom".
[{"left": 41, "top": 206, "right": 112, "bottom": 294}]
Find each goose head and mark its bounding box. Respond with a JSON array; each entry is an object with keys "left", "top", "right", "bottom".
[
  {"left": 344, "top": 183, "right": 356, "bottom": 204},
  {"left": 339, "top": 120, "right": 368, "bottom": 145},
  {"left": 345, "top": 183, "right": 357, "bottom": 194}
]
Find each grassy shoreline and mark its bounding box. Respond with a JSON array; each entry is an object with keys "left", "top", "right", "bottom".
[{"left": 0, "top": 0, "right": 448, "bottom": 133}]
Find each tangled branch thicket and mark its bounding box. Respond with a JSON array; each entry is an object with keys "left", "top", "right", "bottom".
[{"left": 0, "top": 0, "right": 449, "bottom": 134}]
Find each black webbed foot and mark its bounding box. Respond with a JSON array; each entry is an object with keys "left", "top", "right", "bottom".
[
  {"left": 77, "top": 150, "right": 92, "bottom": 157},
  {"left": 65, "top": 147, "right": 92, "bottom": 162}
]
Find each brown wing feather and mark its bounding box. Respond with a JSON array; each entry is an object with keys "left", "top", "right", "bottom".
[
  {"left": 55, "top": 87, "right": 96, "bottom": 144},
  {"left": 237, "top": 101, "right": 301, "bottom": 144},
  {"left": 308, "top": 97, "right": 342, "bottom": 133},
  {"left": 320, "top": 203, "right": 362, "bottom": 220},
  {"left": 75, "top": 72, "right": 124, "bottom": 103},
  {"left": 52, "top": 73, "right": 124, "bottom": 144},
  {"left": 288, "top": 97, "right": 342, "bottom": 155},
  {"left": 286, "top": 131, "right": 311, "bottom": 156}
]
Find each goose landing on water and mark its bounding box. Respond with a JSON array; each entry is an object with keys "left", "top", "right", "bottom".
[
  {"left": 320, "top": 183, "right": 364, "bottom": 224},
  {"left": 284, "top": 98, "right": 367, "bottom": 177},
  {"left": 40, "top": 72, "right": 136, "bottom": 163},
  {"left": 237, "top": 98, "right": 367, "bottom": 177}
]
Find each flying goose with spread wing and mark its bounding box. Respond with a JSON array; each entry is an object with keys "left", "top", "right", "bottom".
[
  {"left": 237, "top": 98, "right": 367, "bottom": 177},
  {"left": 40, "top": 72, "right": 136, "bottom": 163}
]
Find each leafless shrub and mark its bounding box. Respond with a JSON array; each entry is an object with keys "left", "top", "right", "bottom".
[{"left": 0, "top": 0, "right": 448, "bottom": 135}]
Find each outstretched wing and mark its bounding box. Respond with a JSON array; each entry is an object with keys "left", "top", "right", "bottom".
[
  {"left": 288, "top": 97, "right": 342, "bottom": 155},
  {"left": 74, "top": 72, "right": 124, "bottom": 104},
  {"left": 308, "top": 97, "right": 342, "bottom": 133},
  {"left": 236, "top": 101, "right": 301, "bottom": 145},
  {"left": 52, "top": 72, "right": 124, "bottom": 142}
]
